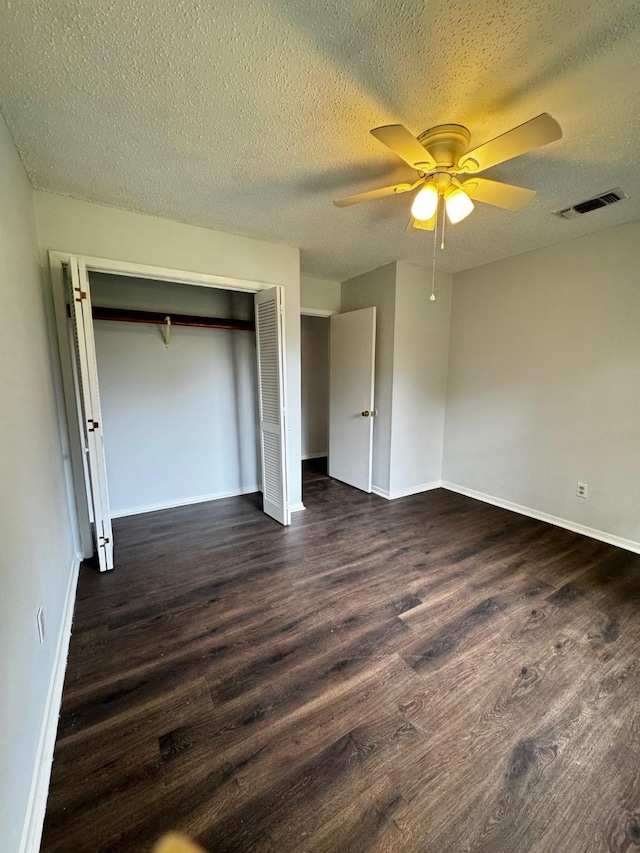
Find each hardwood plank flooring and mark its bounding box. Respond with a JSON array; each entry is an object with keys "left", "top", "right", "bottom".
[{"left": 41, "top": 478, "right": 640, "bottom": 852}]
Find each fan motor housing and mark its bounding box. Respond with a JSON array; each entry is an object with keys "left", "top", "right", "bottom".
[{"left": 417, "top": 124, "right": 471, "bottom": 168}]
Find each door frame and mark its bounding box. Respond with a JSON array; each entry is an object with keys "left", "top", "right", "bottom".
[
  {"left": 299, "top": 308, "right": 334, "bottom": 470},
  {"left": 49, "top": 250, "right": 283, "bottom": 558}
]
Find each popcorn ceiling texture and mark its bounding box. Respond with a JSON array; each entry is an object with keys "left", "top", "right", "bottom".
[{"left": 0, "top": 0, "right": 639, "bottom": 279}]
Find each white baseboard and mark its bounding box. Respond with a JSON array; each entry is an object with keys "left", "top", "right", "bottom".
[
  {"left": 20, "top": 554, "right": 81, "bottom": 853},
  {"left": 441, "top": 482, "right": 640, "bottom": 555},
  {"left": 111, "top": 485, "right": 260, "bottom": 518},
  {"left": 290, "top": 502, "right": 306, "bottom": 513},
  {"left": 372, "top": 481, "right": 442, "bottom": 501},
  {"left": 301, "top": 452, "right": 328, "bottom": 460}
]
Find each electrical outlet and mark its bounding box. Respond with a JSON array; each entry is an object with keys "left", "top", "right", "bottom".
[
  {"left": 37, "top": 606, "right": 45, "bottom": 643},
  {"left": 576, "top": 482, "right": 589, "bottom": 499}
]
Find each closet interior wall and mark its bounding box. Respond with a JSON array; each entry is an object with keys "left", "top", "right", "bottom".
[{"left": 88, "top": 273, "right": 261, "bottom": 517}]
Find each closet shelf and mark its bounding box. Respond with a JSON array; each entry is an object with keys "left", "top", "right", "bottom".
[{"left": 68, "top": 304, "right": 255, "bottom": 331}]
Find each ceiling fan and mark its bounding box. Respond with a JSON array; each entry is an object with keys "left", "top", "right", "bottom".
[{"left": 334, "top": 113, "right": 562, "bottom": 230}]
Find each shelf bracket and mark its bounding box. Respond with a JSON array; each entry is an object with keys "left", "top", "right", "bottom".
[{"left": 163, "top": 315, "right": 171, "bottom": 348}]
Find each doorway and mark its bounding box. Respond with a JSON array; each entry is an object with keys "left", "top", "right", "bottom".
[
  {"left": 300, "top": 306, "right": 377, "bottom": 495},
  {"left": 50, "top": 252, "right": 291, "bottom": 571},
  {"left": 300, "top": 313, "right": 330, "bottom": 476},
  {"left": 87, "top": 272, "right": 260, "bottom": 518}
]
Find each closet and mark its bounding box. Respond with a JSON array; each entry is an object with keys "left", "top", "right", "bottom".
[
  {"left": 51, "top": 253, "right": 291, "bottom": 572},
  {"left": 88, "top": 272, "right": 259, "bottom": 517}
]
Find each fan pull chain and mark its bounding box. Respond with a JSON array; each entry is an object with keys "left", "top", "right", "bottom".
[{"left": 440, "top": 201, "right": 446, "bottom": 251}]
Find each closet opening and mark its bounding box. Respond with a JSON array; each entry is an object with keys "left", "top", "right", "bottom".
[
  {"left": 87, "top": 272, "right": 260, "bottom": 521},
  {"left": 50, "top": 252, "right": 291, "bottom": 571}
]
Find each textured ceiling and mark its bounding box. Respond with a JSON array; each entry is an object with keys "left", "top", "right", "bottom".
[{"left": 1, "top": 0, "right": 639, "bottom": 280}]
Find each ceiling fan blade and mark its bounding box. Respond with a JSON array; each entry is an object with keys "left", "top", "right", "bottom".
[
  {"left": 461, "top": 177, "right": 536, "bottom": 210},
  {"left": 370, "top": 125, "right": 435, "bottom": 171},
  {"left": 334, "top": 178, "right": 423, "bottom": 207},
  {"left": 406, "top": 214, "right": 436, "bottom": 233},
  {"left": 457, "top": 113, "right": 562, "bottom": 173}
]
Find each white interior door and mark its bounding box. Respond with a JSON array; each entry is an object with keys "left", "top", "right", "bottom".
[
  {"left": 255, "top": 287, "right": 290, "bottom": 526},
  {"left": 329, "top": 307, "right": 376, "bottom": 492},
  {"left": 69, "top": 256, "right": 114, "bottom": 570}
]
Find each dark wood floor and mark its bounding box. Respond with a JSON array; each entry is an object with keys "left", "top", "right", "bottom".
[{"left": 41, "top": 475, "right": 640, "bottom": 853}]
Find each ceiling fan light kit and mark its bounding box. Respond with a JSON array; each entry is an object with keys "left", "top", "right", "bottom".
[
  {"left": 334, "top": 112, "right": 562, "bottom": 302},
  {"left": 444, "top": 185, "right": 474, "bottom": 223},
  {"left": 411, "top": 183, "right": 439, "bottom": 221},
  {"left": 411, "top": 177, "right": 474, "bottom": 224}
]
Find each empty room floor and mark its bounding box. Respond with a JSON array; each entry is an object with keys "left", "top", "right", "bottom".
[{"left": 41, "top": 477, "right": 640, "bottom": 852}]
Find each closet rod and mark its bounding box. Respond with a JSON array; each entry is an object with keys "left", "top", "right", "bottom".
[{"left": 67, "top": 304, "right": 255, "bottom": 331}]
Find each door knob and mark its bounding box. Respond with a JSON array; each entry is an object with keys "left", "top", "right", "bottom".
[{"left": 361, "top": 410, "right": 370, "bottom": 417}]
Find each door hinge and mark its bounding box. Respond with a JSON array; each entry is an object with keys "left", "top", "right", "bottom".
[
  {"left": 87, "top": 419, "right": 99, "bottom": 431},
  {"left": 74, "top": 287, "right": 87, "bottom": 302},
  {"left": 99, "top": 536, "right": 110, "bottom": 546}
]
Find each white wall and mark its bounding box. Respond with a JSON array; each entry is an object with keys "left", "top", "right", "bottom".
[
  {"left": 341, "top": 263, "right": 396, "bottom": 493},
  {"left": 0, "top": 117, "right": 76, "bottom": 850},
  {"left": 301, "top": 275, "right": 341, "bottom": 313},
  {"left": 33, "top": 192, "right": 303, "bottom": 510},
  {"left": 443, "top": 221, "right": 640, "bottom": 548},
  {"left": 390, "top": 263, "right": 452, "bottom": 493},
  {"left": 300, "top": 315, "right": 329, "bottom": 458},
  {"left": 90, "top": 275, "right": 259, "bottom": 516}
]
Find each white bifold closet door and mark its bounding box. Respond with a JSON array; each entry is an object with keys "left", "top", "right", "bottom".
[
  {"left": 254, "top": 287, "right": 291, "bottom": 526},
  {"left": 68, "top": 256, "right": 114, "bottom": 571}
]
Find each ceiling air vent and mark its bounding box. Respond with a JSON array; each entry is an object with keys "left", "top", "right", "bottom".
[{"left": 554, "top": 188, "right": 628, "bottom": 220}]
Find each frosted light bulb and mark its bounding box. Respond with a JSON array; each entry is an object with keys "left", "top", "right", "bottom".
[
  {"left": 444, "top": 186, "right": 474, "bottom": 223},
  {"left": 411, "top": 184, "right": 439, "bottom": 221},
  {"left": 430, "top": 292, "right": 436, "bottom": 302}
]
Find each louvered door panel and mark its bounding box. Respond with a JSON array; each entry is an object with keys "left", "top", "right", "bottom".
[{"left": 255, "top": 287, "right": 290, "bottom": 525}]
